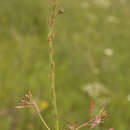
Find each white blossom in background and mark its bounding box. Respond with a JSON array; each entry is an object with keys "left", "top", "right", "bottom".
[
  {"left": 104, "top": 48, "right": 114, "bottom": 56},
  {"left": 82, "top": 82, "right": 109, "bottom": 98},
  {"left": 93, "top": 0, "right": 111, "bottom": 8},
  {"left": 127, "top": 94, "right": 130, "bottom": 102},
  {"left": 81, "top": 2, "right": 89, "bottom": 9},
  {"left": 107, "top": 16, "right": 119, "bottom": 24},
  {"left": 120, "top": 0, "right": 127, "bottom": 3},
  {"left": 82, "top": 82, "right": 110, "bottom": 105}
]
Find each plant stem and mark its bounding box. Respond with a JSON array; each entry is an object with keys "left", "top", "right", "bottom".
[
  {"left": 48, "top": 0, "right": 59, "bottom": 130},
  {"left": 38, "top": 112, "right": 51, "bottom": 130},
  {"left": 75, "top": 120, "right": 93, "bottom": 130},
  {"left": 32, "top": 100, "right": 51, "bottom": 130}
]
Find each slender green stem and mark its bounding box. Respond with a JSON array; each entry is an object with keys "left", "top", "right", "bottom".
[
  {"left": 38, "top": 113, "right": 51, "bottom": 130},
  {"left": 75, "top": 124, "right": 84, "bottom": 130},
  {"left": 75, "top": 120, "right": 93, "bottom": 130},
  {"left": 32, "top": 100, "right": 51, "bottom": 130},
  {"left": 75, "top": 123, "right": 87, "bottom": 130},
  {"left": 48, "top": 0, "right": 59, "bottom": 130}
]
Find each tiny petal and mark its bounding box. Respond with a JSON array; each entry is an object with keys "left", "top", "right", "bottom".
[
  {"left": 14, "top": 106, "right": 25, "bottom": 109},
  {"left": 91, "top": 117, "right": 101, "bottom": 128}
]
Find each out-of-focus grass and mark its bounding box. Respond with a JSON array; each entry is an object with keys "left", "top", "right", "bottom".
[{"left": 0, "top": 0, "right": 130, "bottom": 129}]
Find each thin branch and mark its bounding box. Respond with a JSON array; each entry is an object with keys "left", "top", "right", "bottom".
[
  {"left": 38, "top": 112, "right": 51, "bottom": 130},
  {"left": 48, "top": 0, "right": 59, "bottom": 130}
]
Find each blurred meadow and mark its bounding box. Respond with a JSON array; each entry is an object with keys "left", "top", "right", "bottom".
[{"left": 0, "top": 0, "right": 130, "bottom": 129}]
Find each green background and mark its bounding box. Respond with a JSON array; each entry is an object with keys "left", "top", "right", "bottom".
[{"left": 0, "top": 0, "right": 130, "bottom": 129}]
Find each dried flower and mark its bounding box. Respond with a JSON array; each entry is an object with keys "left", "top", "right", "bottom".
[
  {"left": 57, "top": 6, "right": 64, "bottom": 15},
  {"left": 14, "top": 91, "right": 50, "bottom": 130},
  {"left": 14, "top": 91, "right": 40, "bottom": 113}
]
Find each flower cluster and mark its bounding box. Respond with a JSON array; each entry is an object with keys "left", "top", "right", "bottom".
[
  {"left": 91, "top": 108, "right": 110, "bottom": 128},
  {"left": 14, "top": 91, "right": 39, "bottom": 113},
  {"left": 64, "top": 101, "right": 110, "bottom": 130}
]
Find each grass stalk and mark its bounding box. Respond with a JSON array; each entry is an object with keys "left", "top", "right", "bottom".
[
  {"left": 38, "top": 112, "right": 51, "bottom": 130},
  {"left": 48, "top": 0, "right": 59, "bottom": 130},
  {"left": 32, "top": 100, "right": 51, "bottom": 130}
]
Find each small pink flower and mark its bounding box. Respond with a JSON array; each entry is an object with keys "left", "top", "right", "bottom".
[
  {"left": 90, "top": 108, "right": 110, "bottom": 128},
  {"left": 109, "top": 128, "right": 114, "bottom": 130},
  {"left": 91, "top": 117, "right": 101, "bottom": 128}
]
